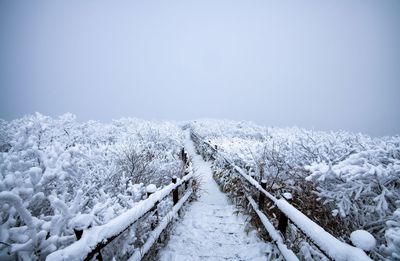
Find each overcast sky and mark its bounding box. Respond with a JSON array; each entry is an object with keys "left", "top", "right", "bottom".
[{"left": 0, "top": 0, "right": 399, "bottom": 136}]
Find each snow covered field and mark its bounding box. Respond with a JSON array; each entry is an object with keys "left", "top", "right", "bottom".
[{"left": 0, "top": 115, "right": 399, "bottom": 260}]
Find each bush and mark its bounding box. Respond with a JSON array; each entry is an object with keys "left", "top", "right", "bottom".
[
  {"left": 0, "top": 113, "right": 185, "bottom": 260},
  {"left": 191, "top": 119, "right": 400, "bottom": 259}
]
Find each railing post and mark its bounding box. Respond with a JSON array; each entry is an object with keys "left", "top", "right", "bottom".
[
  {"left": 181, "top": 147, "right": 185, "bottom": 162},
  {"left": 73, "top": 217, "right": 93, "bottom": 241},
  {"left": 172, "top": 176, "right": 179, "bottom": 205},
  {"left": 185, "top": 152, "right": 189, "bottom": 166},
  {"left": 146, "top": 184, "right": 158, "bottom": 230},
  {"left": 73, "top": 219, "right": 102, "bottom": 259},
  {"left": 96, "top": 252, "right": 103, "bottom": 261},
  {"left": 278, "top": 193, "right": 292, "bottom": 237},
  {"left": 278, "top": 211, "right": 288, "bottom": 237},
  {"left": 258, "top": 180, "right": 267, "bottom": 209},
  {"left": 184, "top": 170, "right": 189, "bottom": 190},
  {"left": 74, "top": 229, "right": 83, "bottom": 240}
]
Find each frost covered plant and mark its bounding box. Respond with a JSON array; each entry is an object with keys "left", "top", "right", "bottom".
[
  {"left": 191, "top": 119, "right": 400, "bottom": 259},
  {"left": 0, "top": 113, "right": 185, "bottom": 259},
  {"left": 382, "top": 209, "right": 400, "bottom": 259},
  {"left": 306, "top": 147, "right": 400, "bottom": 259}
]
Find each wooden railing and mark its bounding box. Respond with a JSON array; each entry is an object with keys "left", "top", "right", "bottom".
[
  {"left": 191, "top": 131, "right": 372, "bottom": 261},
  {"left": 47, "top": 149, "right": 193, "bottom": 261}
]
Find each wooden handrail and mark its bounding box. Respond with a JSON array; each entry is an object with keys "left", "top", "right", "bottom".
[
  {"left": 47, "top": 151, "right": 193, "bottom": 261},
  {"left": 191, "top": 130, "right": 372, "bottom": 261},
  {"left": 128, "top": 188, "right": 193, "bottom": 261}
]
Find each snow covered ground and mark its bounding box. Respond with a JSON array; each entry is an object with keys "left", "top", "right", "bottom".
[{"left": 159, "top": 131, "right": 277, "bottom": 260}]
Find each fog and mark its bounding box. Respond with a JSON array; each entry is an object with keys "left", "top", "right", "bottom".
[{"left": 1, "top": 0, "right": 399, "bottom": 136}]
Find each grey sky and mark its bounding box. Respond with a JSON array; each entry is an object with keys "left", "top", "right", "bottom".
[{"left": 0, "top": 0, "right": 399, "bottom": 136}]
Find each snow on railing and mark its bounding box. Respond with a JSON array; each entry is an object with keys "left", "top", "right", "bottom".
[
  {"left": 128, "top": 188, "right": 192, "bottom": 261},
  {"left": 246, "top": 194, "right": 299, "bottom": 261},
  {"left": 192, "top": 131, "right": 372, "bottom": 261},
  {"left": 47, "top": 151, "right": 193, "bottom": 261}
]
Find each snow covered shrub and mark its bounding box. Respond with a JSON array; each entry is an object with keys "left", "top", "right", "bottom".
[
  {"left": 0, "top": 119, "right": 11, "bottom": 153},
  {"left": 306, "top": 146, "right": 400, "bottom": 259},
  {"left": 382, "top": 209, "right": 400, "bottom": 259},
  {"left": 0, "top": 113, "right": 185, "bottom": 260},
  {"left": 190, "top": 119, "right": 400, "bottom": 259}
]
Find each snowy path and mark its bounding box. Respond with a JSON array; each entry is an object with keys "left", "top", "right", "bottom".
[{"left": 159, "top": 131, "right": 272, "bottom": 261}]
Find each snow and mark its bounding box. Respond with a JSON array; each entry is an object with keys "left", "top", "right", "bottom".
[
  {"left": 238, "top": 163, "right": 372, "bottom": 260},
  {"left": 233, "top": 165, "right": 277, "bottom": 203},
  {"left": 239, "top": 164, "right": 371, "bottom": 260},
  {"left": 128, "top": 189, "right": 192, "bottom": 261},
  {"left": 350, "top": 230, "right": 376, "bottom": 251},
  {"left": 68, "top": 214, "right": 93, "bottom": 230},
  {"left": 275, "top": 199, "right": 372, "bottom": 261},
  {"left": 47, "top": 172, "right": 193, "bottom": 261},
  {"left": 246, "top": 194, "right": 299, "bottom": 261},
  {"left": 193, "top": 128, "right": 373, "bottom": 261},
  {"left": 191, "top": 119, "right": 400, "bottom": 259},
  {"left": 2, "top": 115, "right": 398, "bottom": 259},
  {"left": 0, "top": 114, "right": 187, "bottom": 259},
  {"left": 0, "top": 192, "right": 36, "bottom": 242},
  {"left": 146, "top": 184, "right": 157, "bottom": 194},
  {"left": 282, "top": 192, "right": 293, "bottom": 200},
  {"left": 159, "top": 131, "right": 275, "bottom": 260}
]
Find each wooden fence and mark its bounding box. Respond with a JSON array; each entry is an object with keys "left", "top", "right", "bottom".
[
  {"left": 47, "top": 150, "right": 193, "bottom": 261},
  {"left": 191, "top": 131, "right": 372, "bottom": 261}
]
